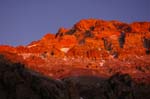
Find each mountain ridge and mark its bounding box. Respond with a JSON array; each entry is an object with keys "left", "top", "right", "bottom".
[{"left": 0, "top": 18, "right": 150, "bottom": 83}]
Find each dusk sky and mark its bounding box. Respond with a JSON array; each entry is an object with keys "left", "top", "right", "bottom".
[{"left": 0, "top": 0, "right": 150, "bottom": 46}]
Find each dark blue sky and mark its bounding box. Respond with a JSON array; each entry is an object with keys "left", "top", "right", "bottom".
[{"left": 0, "top": 0, "right": 150, "bottom": 46}]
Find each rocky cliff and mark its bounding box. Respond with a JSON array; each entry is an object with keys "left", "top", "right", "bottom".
[{"left": 0, "top": 19, "right": 150, "bottom": 84}]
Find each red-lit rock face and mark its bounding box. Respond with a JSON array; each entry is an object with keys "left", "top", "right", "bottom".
[{"left": 0, "top": 19, "right": 150, "bottom": 83}]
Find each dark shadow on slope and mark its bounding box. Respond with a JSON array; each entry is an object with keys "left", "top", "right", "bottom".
[
  {"left": 0, "top": 54, "right": 150, "bottom": 99},
  {"left": 62, "top": 73, "right": 150, "bottom": 99},
  {"left": 0, "top": 54, "right": 69, "bottom": 99}
]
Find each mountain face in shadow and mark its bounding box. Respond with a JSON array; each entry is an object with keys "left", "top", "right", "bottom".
[{"left": 0, "top": 55, "right": 150, "bottom": 99}]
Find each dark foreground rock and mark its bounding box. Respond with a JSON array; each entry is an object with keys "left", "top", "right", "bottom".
[
  {"left": 0, "top": 55, "right": 150, "bottom": 99},
  {"left": 0, "top": 55, "right": 69, "bottom": 99},
  {"left": 63, "top": 73, "right": 150, "bottom": 99}
]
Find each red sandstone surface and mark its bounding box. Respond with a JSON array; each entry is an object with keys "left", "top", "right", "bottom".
[{"left": 0, "top": 19, "right": 150, "bottom": 84}]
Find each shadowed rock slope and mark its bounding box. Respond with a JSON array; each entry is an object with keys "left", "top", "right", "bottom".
[
  {"left": 0, "top": 55, "right": 68, "bottom": 99},
  {"left": 0, "top": 55, "right": 150, "bottom": 99}
]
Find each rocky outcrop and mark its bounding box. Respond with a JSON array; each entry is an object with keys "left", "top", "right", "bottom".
[
  {"left": 0, "top": 19, "right": 150, "bottom": 59},
  {"left": 67, "top": 19, "right": 150, "bottom": 59},
  {"left": 131, "top": 22, "right": 150, "bottom": 33},
  {"left": 0, "top": 18, "right": 150, "bottom": 90}
]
